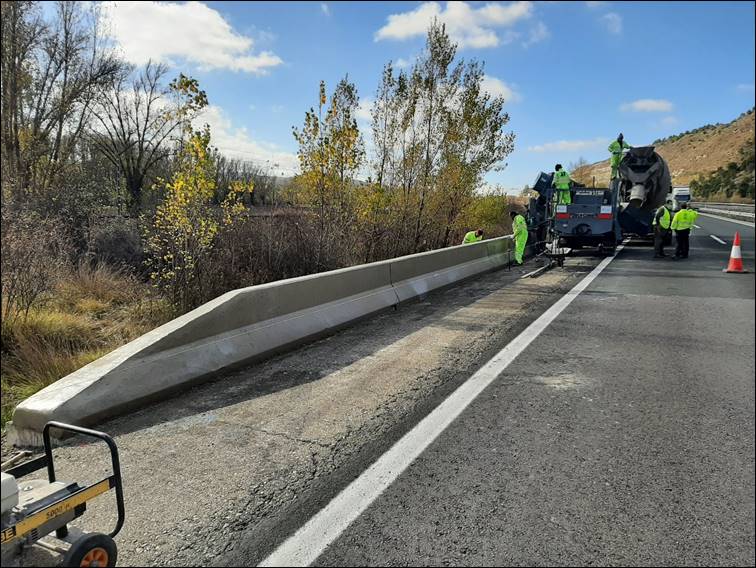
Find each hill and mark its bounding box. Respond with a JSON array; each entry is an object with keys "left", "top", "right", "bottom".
[{"left": 573, "top": 108, "right": 755, "bottom": 198}]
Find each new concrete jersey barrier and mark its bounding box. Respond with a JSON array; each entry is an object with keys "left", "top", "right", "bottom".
[
  {"left": 9, "top": 235, "right": 515, "bottom": 445},
  {"left": 391, "top": 237, "right": 513, "bottom": 301}
]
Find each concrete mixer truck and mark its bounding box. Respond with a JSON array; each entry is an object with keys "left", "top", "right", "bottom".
[
  {"left": 614, "top": 146, "right": 673, "bottom": 237},
  {"left": 526, "top": 146, "right": 673, "bottom": 255}
]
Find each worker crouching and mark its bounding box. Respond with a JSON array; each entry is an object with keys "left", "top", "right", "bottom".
[{"left": 462, "top": 229, "right": 484, "bottom": 244}]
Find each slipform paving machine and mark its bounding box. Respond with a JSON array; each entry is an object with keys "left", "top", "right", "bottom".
[{"left": 527, "top": 146, "right": 673, "bottom": 255}]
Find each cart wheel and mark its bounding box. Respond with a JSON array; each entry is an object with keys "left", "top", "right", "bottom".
[{"left": 62, "top": 533, "right": 117, "bottom": 567}]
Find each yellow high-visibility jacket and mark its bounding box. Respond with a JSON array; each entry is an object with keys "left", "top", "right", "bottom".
[{"left": 671, "top": 209, "right": 698, "bottom": 231}]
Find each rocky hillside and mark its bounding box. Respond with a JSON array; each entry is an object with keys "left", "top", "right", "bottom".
[{"left": 573, "top": 108, "right": 755, "bottom": 189}]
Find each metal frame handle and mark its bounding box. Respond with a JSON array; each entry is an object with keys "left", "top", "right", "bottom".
[{"left": 42, "top": 421, "right": 125, "bottom": 538}]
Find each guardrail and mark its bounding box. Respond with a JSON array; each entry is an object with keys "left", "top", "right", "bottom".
[
  {"left": 9, "top": 235, "right": 520, "bottom": 445},
  {"left": 691, "top": 202, "right": 754, "bottom": 211},
  {"left": 693, "top": 203, "right": 755, "bottom": 222}
]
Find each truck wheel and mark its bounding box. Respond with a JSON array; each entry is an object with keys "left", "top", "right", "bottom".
[{"left": 62, "top": 533, "right": 117, "bottom": 567}]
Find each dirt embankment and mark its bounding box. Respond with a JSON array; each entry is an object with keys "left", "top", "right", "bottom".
[{"left": 573, "top": 109, "right": 755, "bottom": 189}]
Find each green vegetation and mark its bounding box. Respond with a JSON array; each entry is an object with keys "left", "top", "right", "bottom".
[
  {"left": 1, "top": 5, "right": 516, "bottom": 430},
  {"left": 1, "top": 262, "right": 170, "bottom": 428},
  {"left": 690, "top": 140, "right": 755, "bottom": 201}
]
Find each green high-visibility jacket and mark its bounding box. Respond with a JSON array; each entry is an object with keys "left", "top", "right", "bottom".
[
  {"left": 553, "top": 169, "right": 571, "bottom": 190},
  {"left": 653, "top": 206, "right": 671, "bottom": 230},
  {"left": 608, "top": 140, "right": 632, "bottom": 167},
  {"left": 463, "top": 230, "right": 483, "bottom": 244},
  {"left": 512, "top": 214, "right": 527, "bottom": 238},
  {"left": 671, "top": 209, "right": 698, "bottom": 231}
]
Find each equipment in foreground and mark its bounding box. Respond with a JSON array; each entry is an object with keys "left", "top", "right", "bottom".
[{"left": 1, "top": 422, "right": 124, "bottom": 567}]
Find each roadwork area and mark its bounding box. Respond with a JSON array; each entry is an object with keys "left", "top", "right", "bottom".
[{"left": 33, "top": 257, "right": 598, "bottom": 567}]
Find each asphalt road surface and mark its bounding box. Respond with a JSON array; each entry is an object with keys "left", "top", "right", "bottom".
[{"left": 258, "top": 214, "right": 755, "bottom": 567}]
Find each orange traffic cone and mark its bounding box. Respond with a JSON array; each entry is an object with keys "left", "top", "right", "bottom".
[{"left": 723, "top": 232, "right": 748, "bottom": 273}]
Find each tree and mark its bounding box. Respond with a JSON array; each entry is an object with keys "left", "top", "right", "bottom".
[
  {"left": 291, "top": 77, "right": 364, "bottom": 269},
  {"left": 365, "top": 20, "right": 514, "bottom": 253},
  {"left": 1, "top": 1, "right": 122, "bottom": 201},
  {"left": 143, "top": 125, "right": 250, "bottom": 312},
  {"left": 89, "top": 64, "right": 208, "bottom": 212}
]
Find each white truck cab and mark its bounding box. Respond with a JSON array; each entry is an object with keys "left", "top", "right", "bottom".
[{"left": 667, "top": 186, "right": 691, "bottom": 211}]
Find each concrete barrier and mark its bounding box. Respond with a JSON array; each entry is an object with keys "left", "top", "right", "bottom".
[
  {"left": 9, "top": 235, "right": 515, "bottom": 445},
  {"left": 697, "top": 207, "right": 755, "bottom": 222},
  {"left": 391, "top": 237, "right": 513, "bottom": 301}
]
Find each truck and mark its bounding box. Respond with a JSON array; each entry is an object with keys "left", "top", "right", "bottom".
[
  {"left": 527, "top": 146, "right": 673, "bottom": 254},
  {"left": 667, "top": 186, "right": 691, "bottom": 211}
]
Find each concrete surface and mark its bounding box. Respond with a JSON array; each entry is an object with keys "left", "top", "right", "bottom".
[
  {"left": 14, "top": 252, "right": 585, "bottom": 567},
  {"left": 9, "top": 236, "right": 513, "bottom": 444},
  {"left": 278, "top": 215, "right": 754, "bottom": 567}
]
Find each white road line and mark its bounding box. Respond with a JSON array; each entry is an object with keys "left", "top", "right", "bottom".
[
  {"left": 693, "top": 224, "right": 702, "bottom": 229},
  {"left": 259, "top": 246, "right": 625, "bottom": 568},
  {"left": 710, "top": 235, "right": 727, "bottom": 245},
  {"left": 698, "top": 212, "right": 755, "bottom": 228}
]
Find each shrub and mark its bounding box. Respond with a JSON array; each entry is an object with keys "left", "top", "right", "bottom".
[
  {"left": 87, "top": 215, "right": 144, "bottom": 270},
  {"left": 1, "top": 209, "right": 72, "bottom": 327}
]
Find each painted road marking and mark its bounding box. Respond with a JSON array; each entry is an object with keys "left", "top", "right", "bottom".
[
  {"left": 694, "top": 224, "right": 702, "bottom": 229},
  {"left": 699, "top": 212, "right": 755, "bottom": 228},
  {"left": 259, "top": 247, "right": 625, "bottom": 568},
  {"left": 710, "top": 235, "right": 727, "bottom": 245}
]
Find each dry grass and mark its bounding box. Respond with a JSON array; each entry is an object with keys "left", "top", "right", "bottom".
[
  {"left": 1, "top": 262, "right": 172, "bottom": 429},
  {"left": 574, "top": 110, "right": 755, "bottom": 191}
]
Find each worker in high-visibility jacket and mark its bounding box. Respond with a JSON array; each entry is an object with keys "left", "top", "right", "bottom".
[
  {"left": 608, "top": 133, "right": 632, "bottom": 179},
  {"left": 670, "top": 202, "right": 698, "bottom": 259},
  {"left": 552, "top": 164, "right": 572, "bottom": 205},
  {"left": 510, "top": 210, "right": 528, "bottom": 266},
  {"left": 462, "top": 229, "right": 484, "bottom": 244},
  {"left": 652, "top": 204, "right": 672, "bottom": 258}
]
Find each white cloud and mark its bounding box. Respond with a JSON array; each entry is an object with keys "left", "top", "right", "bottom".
[
  {"left": 102, "top": 1, "right": 283, "bottom": 75},
  {"left": 522, "top": 21, "right": 549, "bottom": 47},
  {"left": 660, "top": 116, "right": 679, "bottom": 126},
  {"left": 375, "top": 1, "right": 533, "bottom": 49},
  {"left": 320, "top": 3, "right": 330, "bottom": 16},
  {"left": 527, "top": 137, "right": 610, "bottom": 153},
  {"left": 585, "top": 1, "right": 606, "bottom": 8},
  {"left": 620, "top": 99, "right": 674, "bottom": 112},
  {"left": 501, "top": 30, "right": 522, "bottom": 44},
  {"left": 356, "top": 99, "right": 373, "bottom": 123},
  {"left": 481, "top": 75, "right": 522, "bottom": 103},
  {"left": 395, "top": 57, "right": 412, "bottom": 69},
  {"left": 195, "top": 105, "right": 299, "bottom": 175},
  {"left": 600, "top": 12, "right": 622, "bottom": 35},
  {"left": 737, "top": 83, "right": 755, "bottom": 93}
]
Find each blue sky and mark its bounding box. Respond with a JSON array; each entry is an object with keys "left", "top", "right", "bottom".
[{"left": 103, "top": 1, "right": 756, "bottom": 191}]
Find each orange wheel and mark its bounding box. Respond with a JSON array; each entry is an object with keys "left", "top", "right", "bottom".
[
  {"left": 81, "top": 546, "right": 109, "bottom": 567},
  {"left": 62, "top": 533, "right": 117, "bottom": 567}
]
